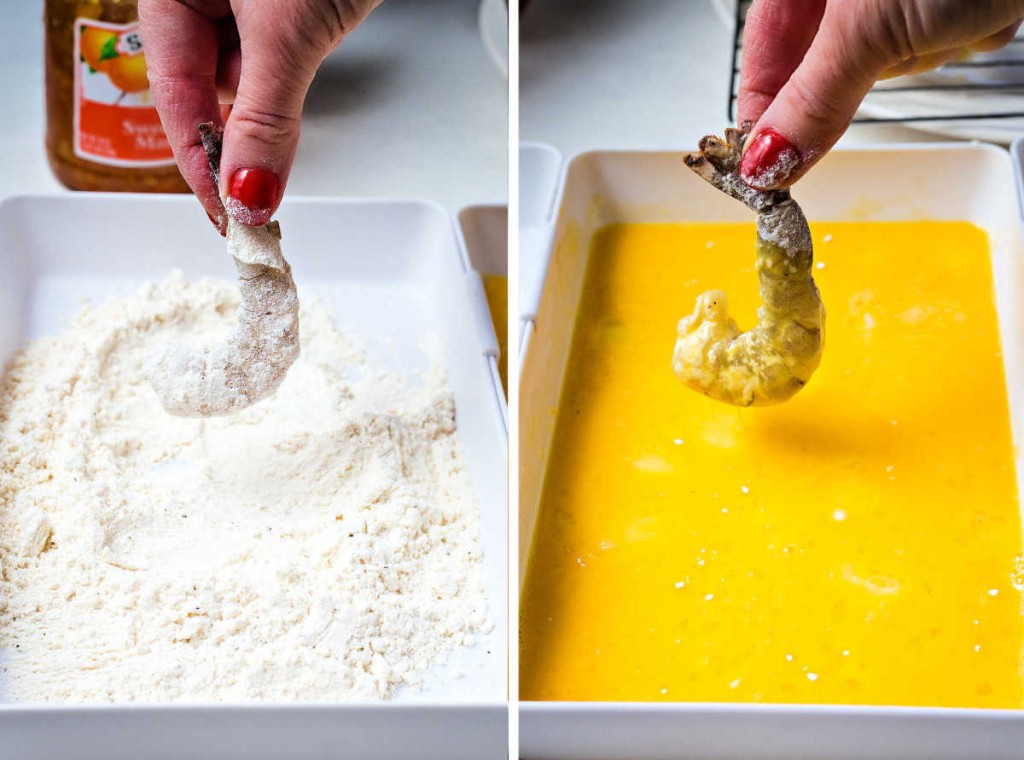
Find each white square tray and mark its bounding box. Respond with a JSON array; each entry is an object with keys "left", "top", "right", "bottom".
[
  {"left": 458, "top": 203, "right": 509, "bottom": 433},
  {"left": 0, "top": 194, "right": 507, "bottom": 760},
  {"left": 519, "top": 143, "right": 1024, "bottom": 760}
]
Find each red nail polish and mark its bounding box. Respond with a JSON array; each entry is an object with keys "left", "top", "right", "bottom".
[
  {"left": 226, "top": 167, "right": 280, "bottom": 226},
  {"left": 740, "top": 129, "right": 801, "bottom": 190}
]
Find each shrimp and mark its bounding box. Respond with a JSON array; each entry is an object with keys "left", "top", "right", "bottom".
[
  {"left": 149, "top": 123, "right": 300, "bottom": 417},
  {"left": 672, "top": 122, "right": 824, "bottom": 407}
]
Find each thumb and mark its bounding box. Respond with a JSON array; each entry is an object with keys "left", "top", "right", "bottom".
[
  {"left": 739, "top": 5, "right": 890, "bottom": 190},
  {"left": 218, "top": 24, "right": 323, "bottom": 226}
]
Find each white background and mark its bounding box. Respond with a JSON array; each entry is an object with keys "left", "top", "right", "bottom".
[
  {"left": 1, "top": 0, "right": 507, "bottom": 211},
  {"left": 521, "top": 0, "right": 942, "bottom": 155}
]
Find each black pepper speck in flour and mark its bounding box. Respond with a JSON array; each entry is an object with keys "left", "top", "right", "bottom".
[{"left": 0, "top": 273, "right": 490, "bottom": 702}]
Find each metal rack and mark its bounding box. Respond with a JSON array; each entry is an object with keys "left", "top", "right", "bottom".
[{"left": 728, "top": 0, "right": 1024, "bottom": 129}]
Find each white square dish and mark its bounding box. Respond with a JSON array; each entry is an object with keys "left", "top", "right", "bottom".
[
  {"left": 519, "top": 143, "right": 1024, "bottom": 760},
  {"left": 458, "top": 203, "right": 509, "bottom": 433},
  {"left": 0, "top": 194, "right": 507, "bottom": 760},
  {"left": 519, "top": 142, "right": 564, "bottom": 356}
]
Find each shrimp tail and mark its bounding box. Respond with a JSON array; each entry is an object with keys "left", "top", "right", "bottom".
[{"left": 683, "top": 121, "right": 787, "bottom": 213}]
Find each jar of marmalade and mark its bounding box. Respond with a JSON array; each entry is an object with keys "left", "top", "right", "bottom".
[{"left": 44, "top": 0, "right": 189, "bottom": 192}]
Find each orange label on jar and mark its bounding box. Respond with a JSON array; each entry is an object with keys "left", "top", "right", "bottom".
[{"left": 73, "top": 18, "right": 174, "bottom": 167}]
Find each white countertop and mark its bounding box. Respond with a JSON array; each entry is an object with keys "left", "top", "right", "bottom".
[
  {"left": 0, "top": 0, "right": 507, "bottom": 212},
  {"left": 521, "top": 0, "right": 956, "bottom": 156}
]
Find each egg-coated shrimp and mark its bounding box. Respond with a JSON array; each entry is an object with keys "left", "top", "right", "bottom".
[{"left": 673, "top": 122, "right": 824, "bottom": 406}]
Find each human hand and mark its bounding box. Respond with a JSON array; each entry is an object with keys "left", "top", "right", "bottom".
[
  {"left": 737, "top": 0, "right": 1024, "bottom": 190},
  {"left": 139, "top": 0, "right": 382, "bottom": 232}
]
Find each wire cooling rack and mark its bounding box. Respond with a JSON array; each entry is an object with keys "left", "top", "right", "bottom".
[{"left": 728, "top": 0, "right": 1024, "bottom": 137}]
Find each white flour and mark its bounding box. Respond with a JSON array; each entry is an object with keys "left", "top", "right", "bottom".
[{"left": 0, "top": 273, "right": 490, "bottom": 702}]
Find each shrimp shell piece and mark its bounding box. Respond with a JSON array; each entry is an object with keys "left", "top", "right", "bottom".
[
  {"left": 673, "top": 122, "right": 824, "bottom": 407},
  {"left": 148, "top": 123, "right": 300, "bottom": 417}
]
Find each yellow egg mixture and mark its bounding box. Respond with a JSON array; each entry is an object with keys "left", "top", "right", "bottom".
[{"left": 520, "top": 221, "right": 1024, "bottom": 707}]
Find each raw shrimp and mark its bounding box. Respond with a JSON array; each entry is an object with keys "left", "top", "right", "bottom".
[
  {"left": 149, "top": 123, "right": 300, "bottom": 417},
  {"left": 673, "top": 122, "right": 824, "bottom": 407}
]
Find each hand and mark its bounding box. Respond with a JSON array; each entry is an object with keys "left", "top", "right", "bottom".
[
  {"left": 139, "top": 0, "right": 382, "bottom": 232},
  {"left": 737, "top": 0, "right": 1024, "bottom": 190}
]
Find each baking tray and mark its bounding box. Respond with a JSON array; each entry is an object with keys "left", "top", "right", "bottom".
[
  {"left": 519, "top": 142, "right": 563, "bottom": 356},
  {"left": 519, "top": 143, "right": 1024, "bottom": 759},
  {"left": 458, "top": 203, "right": 508, "bottom": 432},
  {"left": 0, "top": 194, "right": 507, "bottom": 760}
]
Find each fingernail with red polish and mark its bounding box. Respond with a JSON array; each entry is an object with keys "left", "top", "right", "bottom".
[
  {"left": 740, "top": 129, "right": 801, "bottom": 190},
  {"left": 226, "top": 167, "right": 280, "bottom": 226}
]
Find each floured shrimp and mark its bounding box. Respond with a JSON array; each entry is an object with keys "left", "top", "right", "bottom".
[
  {"left": 149, "top": 123, "right": 300, "bottom": 417},
  {"left": 673, "top": 122, "right": 824, "bottom": 406}
]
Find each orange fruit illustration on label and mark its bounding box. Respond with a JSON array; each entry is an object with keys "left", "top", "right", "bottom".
[
  {"left": 81, "top": 27, "right": 118, "bottom": 72},
  {"left": 74, "top": 20, "right": 173, "bottom": 166},
  {"left": 106, "top": 53, "right": 150, "bottom": 94}
]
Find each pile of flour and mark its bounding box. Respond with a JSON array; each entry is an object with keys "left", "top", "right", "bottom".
[{"left": 0, "top": 273, "right": 490, "bottom": 702}]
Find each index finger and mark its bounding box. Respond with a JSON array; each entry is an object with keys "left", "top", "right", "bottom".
[
  {"left": 138, "top": 0, "right": 231, "bottom": 231},
  {"left": 737, "top": 0, "right": 827, "bottom": 125}
]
